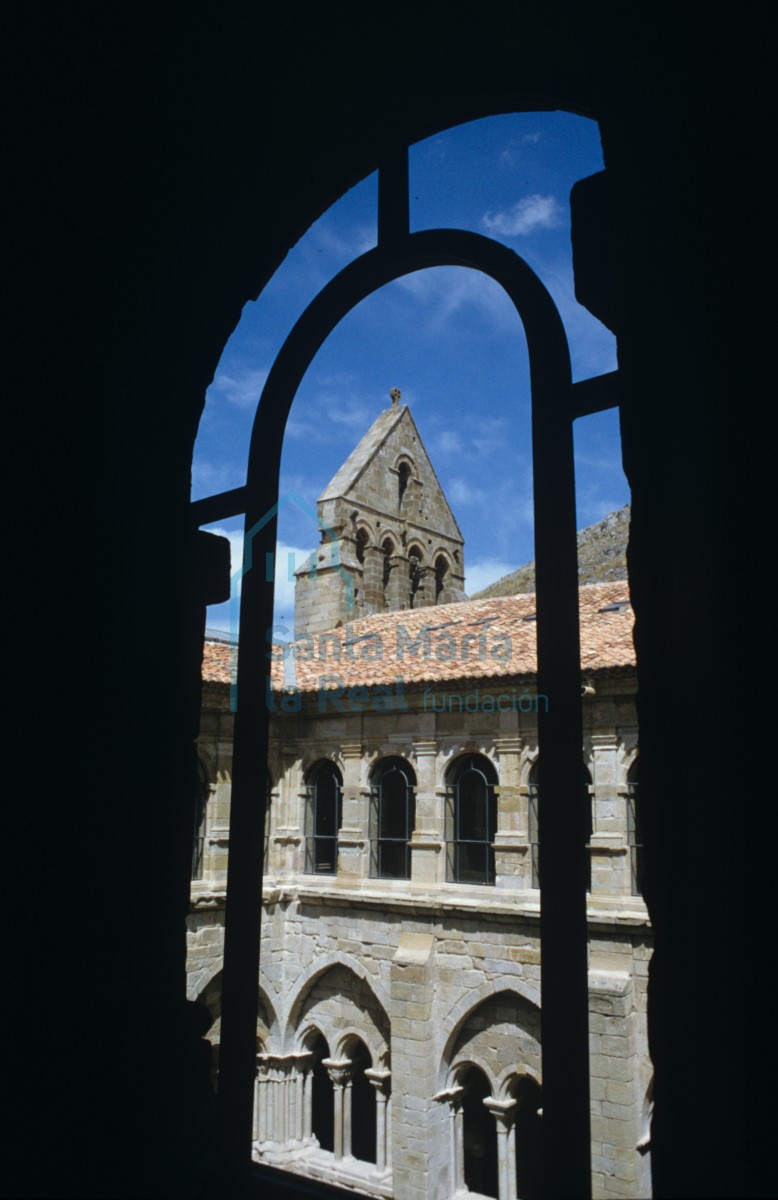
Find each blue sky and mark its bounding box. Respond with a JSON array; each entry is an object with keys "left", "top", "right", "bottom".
[{"left": 193, "top": 111, "right": 628, "bottom": 634}]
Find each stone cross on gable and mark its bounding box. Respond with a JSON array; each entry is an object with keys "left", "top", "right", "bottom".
[{"left": 390, "top": 387, "right": 401, "bottom": 406}]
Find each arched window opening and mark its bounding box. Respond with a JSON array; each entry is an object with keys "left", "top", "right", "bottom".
[
  {"left": 408, "top": 546, "right": 423, "bottom": 609},
  {"left": 189, "top": 110, "right": 625, "bottom": 1200},
  {"left": 191, "top": 757, "right": 209, "bottom": 880},
  {"left": 434, "top": 555, "right": 448, "bottom": 605},
  {"left": 305, "top": 761, "right": 343, "bottom": 875},
  {"left": 528, "top": 760, "right": 540, "bottom": 890},
  {"left": 356, "top": 527, "right": 369, "bottom": 564},
  {"left": 627, "top": 758, "right": 643, "bottom": 895},
  {"left": 461, "top": 1066, "right": 498, "bottom": 1199},
  {"left": 512, "top": 1076, "right": 543, "bottom": 1200},
  {"left": 398, "top": 461, "right": 411, "bottom": 508},
  {"left": 369, "top": 757, "right": 416, "bottom": 880},
  {"left": 445, "top": 755, "right": 498, "bottom": 885},
  {"left": 382, "top": 537, "right": 394, "bottom": 606},
  {"left": 348, "top": 1039, "right": 377, "bottom": 1165},
  {"left": 309, "top": 1033, "right": 334, "bottom": 1153}
]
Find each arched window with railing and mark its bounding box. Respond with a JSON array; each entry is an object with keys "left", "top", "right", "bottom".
[
  {"left": 445, "top": 755, "right": 498, "bottom": 885},
  {"left": 304, "top": 761, "right": 343, "bottom": 875},
  {"left": 192, "top": 124, "right": 620, "bottom": 1195},
  {"left": 369, "top": 757, "right": 416, "bottom": 880},
  {"left": 528, "top": 760, "right": 540, "bottom": 890},
  {"left": 627, "top": 757, "right": 643, "bottom": 895}
]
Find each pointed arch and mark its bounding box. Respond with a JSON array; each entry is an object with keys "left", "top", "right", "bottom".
[
  {"left": 283, "top": 953, "right": 391, "bottom": 1059},
  {"left": 439, "top": 980, "right": 541, "bottom": 1090}
]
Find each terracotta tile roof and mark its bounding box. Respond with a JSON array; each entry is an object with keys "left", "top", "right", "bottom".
[
  {"left": 202, "top": 581, "right": 635, "bottom": 692},
  {"left": 202, "top": 640, "right": 234, "bottom": 684}
]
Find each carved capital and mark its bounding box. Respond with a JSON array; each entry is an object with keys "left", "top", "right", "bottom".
[
  {"left": 322, "top": 1057, "right": 353, "bottom": 1088},
  {"left": 364, "top": 1067, "right": 391, "bottom": 1096}
]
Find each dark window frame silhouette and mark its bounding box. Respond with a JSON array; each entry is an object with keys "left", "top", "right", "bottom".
[
  {"left": 191, "top": 142, "right": 619, "bottom": 1198},
  {"left": 529, "top": 757, "right": 593, "bottom": 892}
]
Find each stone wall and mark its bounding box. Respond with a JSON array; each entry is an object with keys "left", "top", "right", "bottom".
[{"left": 186, "top": 672, "right": 652, "bottom": 1199}]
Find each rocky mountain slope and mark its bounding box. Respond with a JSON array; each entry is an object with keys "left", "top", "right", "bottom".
[{"left": 472, "top": 504, "right": 630, "bottom": 598}]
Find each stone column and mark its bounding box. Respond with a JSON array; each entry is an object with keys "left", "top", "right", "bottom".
[
  {"left": 323, "top": 1059, "right": 353, "bottom": 1161},
  {"left": 589, "top": 733, "right": 628, "bottom": 895},
  {"left": 272, "top": 1061, "right": 284, "bottom": 1146},
  {"left": 484, "top": 1097, "right": 518, "bottom": 1200},
  {"left": 434, "top": 1085, "right": 465, "bottom": 1193},
  {"left": 362, "top": 545, "right": 385, "bottom": 612},
  {"left": 385, "top": 553, "right": 408, "bottom": 610},
  {"left": 293, "top": 1052, "right": 313, "bottom": 1143},
  {"left": 303, "top": 1065, "right": 313, "bottom": 1141},
  {"left": 255, "top": 1056, "right": 270, "bottom": 1147},
  {"left": 255, "top": 1053, "right": 314, "bottom": 1160},
  {"left": 493, "top": 735, "right": 527, "bottom": 890},
  {"left": 414, "top": 564, "right": 436, "bottom": 609},
  {"left": 409, "top": 739, "right": 443, "bottom": 884},
  {"left": 273, "top": 747, "right": 304, "bottom": 874},
  {"left": 337, "top": 742, "right": 367, "bottom": 880},
  {"left": 365, "top": 1068, "right": 391, "bottom": 1172}
]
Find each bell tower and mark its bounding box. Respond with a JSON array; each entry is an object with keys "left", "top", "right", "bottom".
[{"left": 294, "top": 390, "right": 465, "bottom": 637}]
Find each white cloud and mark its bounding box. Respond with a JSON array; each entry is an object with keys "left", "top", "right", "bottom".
[
  {"left": 210, "top": 367, "right": 269, "bottom": 409},
  {"left": 481, "top": 194, "right": 563, "bottom": 238},
  {"left": 499, "top": 133, "right": 542, "bottom": 166},
  {"left": 191, "top": 458, "right": 246, "bottom": 497},
  {"left": 448, "top": 478, "right": 483, "bottom": 507},
  {"left": 393, "top": 267, "right": 522, "bottom": 335},
  {"left": 465, "top": 559, "right": 521, "bottom": 596},
  {"left": 436, "top": 430, "right": 463, "bottom": 454},
  {"left": 312, "top": 220, "right": 375, "bottom": 261}
]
